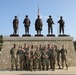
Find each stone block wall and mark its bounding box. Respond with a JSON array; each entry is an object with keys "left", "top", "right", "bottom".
[{"left": 0, "top": 37, "right": 76, "bottom": 69}]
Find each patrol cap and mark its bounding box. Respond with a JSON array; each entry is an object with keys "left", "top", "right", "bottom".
[{"left": 14, "top": 43, "right": 16, "bottom": 46}]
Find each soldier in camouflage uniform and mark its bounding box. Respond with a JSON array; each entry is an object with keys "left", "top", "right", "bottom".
[
  {"left": 51, "top": 47, "right": 57, "bottom": 71},
  {"left": 60, "top": 45, "right": 68, "bottom": 70},
  {"left": 25, "top": 46, "right": 33, "bottom": 71},
  {"left": 42, "top": 46, "right": 49, "bottom": 70},
  {"left": 17, "top": 46, "right": 25, "bottom": 70},
  {"left": 34, "top": 47, "right": 41, "bottom": 71},
  {"left": 54, "top": 45, "right": 61, "bottom": 69},
  {"left": 10, "top": 44, "right": 18, "bottom": 70},
  {"left": 39, "top": 44, "right": 43, "bottom": 69},
  {"left": 23, "top": 43, "right": 28, "bottom": 70},
  {"left": 48, "top": 45, "right": 53, "bottom": 69}
]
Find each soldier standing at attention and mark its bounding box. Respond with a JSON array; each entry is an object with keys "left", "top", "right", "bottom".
[
  {"left": 25, "top": 46, "right": 33, "bottom": 71},
  {"left": 47, "top": 15, "right": 54, "bottom": 34},
  {"left": 54, "top": 45, "right": 61, "bottom": 69},
  {"left": 18, "top": 46, "right": 25, "bottom": 71},
  {"left": 34, "top": 47, "right": 41, "bottom": 71},
  {"left": 42, "top": 46, "right": 49, "bottom": 70},
  {"left": 48, "top": 45, "right": 53, "bottom": 69},
  {"left": 58, "top": 16, "right": 65, "bottom": 35},
  {"left": 39, "top": 44, "right": 43, "bottom": 69},
  {"left": 51, "top": 46, "right": 57, "bottom": 71},
  {"left": 23, "top": 43, "right": 28, "bottom": 70},
  {"left": 60, "top": 45, "right": 68, "bottom": 70},
  {"left": 10, "top": 44, "right": 18, "bottom": 70}
]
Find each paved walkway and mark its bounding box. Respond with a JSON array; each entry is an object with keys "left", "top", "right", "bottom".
[{"left": 0, "top": 67, "right": 76, "bottom": 75}]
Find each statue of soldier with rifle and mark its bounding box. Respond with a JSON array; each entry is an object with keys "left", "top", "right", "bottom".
[{"left": 58, "top": 16, "right": 65, "bottom": 35}]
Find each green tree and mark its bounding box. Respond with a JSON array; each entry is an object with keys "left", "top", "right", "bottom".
[
  {"left": 74, "top": 41, "right": 76, "bottom": 51},
  {"left": 0, "top": 35, "right": 3, "bottom": 51}
]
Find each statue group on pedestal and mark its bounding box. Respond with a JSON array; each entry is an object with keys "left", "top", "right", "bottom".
[{"left": 12, "top": 15, "right": 65, "bottom": 36}]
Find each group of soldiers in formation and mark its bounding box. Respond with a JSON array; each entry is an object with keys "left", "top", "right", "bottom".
[
  {"left": 10, "top": 43, "right": 68, "bottom": 71},
  {"left": 13, "top": 15, "right": 65, "bottom": 35}
]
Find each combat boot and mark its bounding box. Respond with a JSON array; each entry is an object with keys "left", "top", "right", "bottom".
[
  {"left": 11, "top": 66, "right": 14, "bottom": 71},
  {"left": 66, "top": 64, "right": 68, "bottom": 70}
]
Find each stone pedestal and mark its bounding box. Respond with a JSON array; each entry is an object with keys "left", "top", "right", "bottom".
[
  {"left": 58, "top": 34, "right": 70, "bottom": 37},
  {"left": 22, "top": 34, "right": 31, "bottom": 37},
  {"left": 0, "top": 37, "right": 76, "bottom": 69},
  {"left": 35, "top": 34, "right": 44, "bottom": 37},
  {"left": 10, "top": 34, "right": 19, "bottom": 37},
  {"left": 47, "top": 34, "right": 55, "bottom": 37}
]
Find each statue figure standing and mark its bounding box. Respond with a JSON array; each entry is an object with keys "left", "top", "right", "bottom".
[
  {"left": 35, "top": 15, "right": 43, "bottom": 35},
  {"left": 47, "top": 15, "right": 54, "bottom": 34},
  {"left": 58, "top": 16, "right": 65, "bottom": 35},
  {"left": 13, "top": 16, "right": 19, "bottom": 35},
  {"left": 23, "top": 15, "right": 31, "bottom": 34}
]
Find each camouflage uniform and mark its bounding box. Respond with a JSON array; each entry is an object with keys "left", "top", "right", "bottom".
[
  {"left": 51, "top": 48, "right": 57, "bottom": 70},
  {"left": 34, "top": 48, "right": 41, "bottom": 70},
  {"left": 23, "top": 45, "right": 28, "bottom": 70},
  {"left": 18, "top": 48, "right": 25, "bottom": 70},
  {"left": 42, "top": 48, "right": 49, "bottom": 70},
  {"left": 55, "top": 46, "right": 61, "bottom": 69},
  {"left": 25, "top": 49, "right": 33, "bottom": 71},
  {"left": 60, "top": 46, "right": 68, "bottom": 69},
  {"left": 48, "top": 48, "right": 53, "bottom": 69},
  {"left": 39, "top": 45, "right": 44, "bottom": 69},
  {"left": 10, "top": 46, "right": 18, "bottom": 70}
]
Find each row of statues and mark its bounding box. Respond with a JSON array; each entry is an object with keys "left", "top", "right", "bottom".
[{"left": 12, "top": 15, "right": 65, "bottom": 36}]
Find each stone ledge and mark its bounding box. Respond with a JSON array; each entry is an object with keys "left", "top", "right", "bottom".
[{"left": 3, "top": 37, "right": 73, "bottom": 41}]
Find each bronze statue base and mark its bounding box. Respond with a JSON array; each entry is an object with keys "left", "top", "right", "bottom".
[
  {"left": 35, "top": 34, "right": 44, "bottom": 37},
  {"left": 22, "top": 34, "right": 31, "bottom": 37},
  {"left": 47, "top": 34, "right": 55, "bottom": 37},
  {"left": 10, "top": 34, "right": 19, "bottom": 37},
  {"left": 58, "top": 34, "right": 70, "bottom": 37}
]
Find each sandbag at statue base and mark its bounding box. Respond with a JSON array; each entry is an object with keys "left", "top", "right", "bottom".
[
  {"left": 47, "top": 34, "right": 55, "bottom": 37},
  {"left": 10, "top": 34, "right": 19, "bottom": 37},
  {"left": 22, "top": 34, "right": 31, "bottom": 37}
]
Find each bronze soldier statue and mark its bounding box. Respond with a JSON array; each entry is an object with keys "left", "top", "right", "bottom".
[
  {"left": 35, "top": 15, "right": 43, "bottom": 35},
  {"left": 23, "top": 15, "right": 31, "bottom": 34},
  {"left": 58, "top": 16, "right": 65, "bottom": 35},
  {"left": 13, "top": 16, "right": 19, "bottom": 35},
  {"left": 47, "top": 15, "right": 54, "bottom": 34}
]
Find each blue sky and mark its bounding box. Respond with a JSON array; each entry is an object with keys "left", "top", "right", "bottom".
[{"left": 0, "top": 0, "right": 76, "bottom": 40}]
